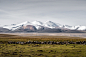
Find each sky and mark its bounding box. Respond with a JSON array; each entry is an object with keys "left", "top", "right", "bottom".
[{"left": 0, "top": 0, "right": 86, "bottom": 26}]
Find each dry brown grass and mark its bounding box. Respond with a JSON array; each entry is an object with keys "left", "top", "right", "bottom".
[{"left": 0, "top": 34, "right": 86, "bottom": 43}]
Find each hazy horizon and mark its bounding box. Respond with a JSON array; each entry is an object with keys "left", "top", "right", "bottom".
[{"left": 0, "top": 0, "right": 86, "bottom": 26}]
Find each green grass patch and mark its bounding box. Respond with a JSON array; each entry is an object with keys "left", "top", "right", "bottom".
[
  {"left": 0, "top": 34, "right": 86, "bottom": 57},
  {"left": 0, "top": 44, "right": 86, "bottom": 57}
]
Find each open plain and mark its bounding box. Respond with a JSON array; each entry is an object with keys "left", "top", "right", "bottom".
[
  {"left": 0, "top": 33, "right": 86, "bottom": 57},
  {"left": 2, "top": 33, "right": 86, "bottom": 38}
]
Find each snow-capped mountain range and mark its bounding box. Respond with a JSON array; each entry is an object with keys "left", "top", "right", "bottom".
[{"left": 1, "top": 20, "right": 86, "bottom": 31}]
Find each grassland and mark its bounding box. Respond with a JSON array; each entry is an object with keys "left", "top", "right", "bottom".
[{"left": 0, "top": 34, "right": 86, "bottom": 57}]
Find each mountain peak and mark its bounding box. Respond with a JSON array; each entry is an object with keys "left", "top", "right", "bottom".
[
  {"left": 31, "top": 21, "right": 43, "bottom": 25},
  {"left": 43, "top": 21, "right": 59, "bottom": 28},
  {"left": 45, "top": 20, "right": 53, "bottom": 23}
]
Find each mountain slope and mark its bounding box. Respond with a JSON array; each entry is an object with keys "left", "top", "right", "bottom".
[
  {"left": 2, "top": 20, "right": 86, "bottom": 32},
  {"left": 43, "top": 21, "right": 59, "bottom": 28},
  {"left": 0, "top": 27, "right": 11, "bottom": 32}
]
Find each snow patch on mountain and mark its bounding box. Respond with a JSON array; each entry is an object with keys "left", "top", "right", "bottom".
[
  {"left": 3, "top": 21, "right": 29, "bottom": 30},
  {"left": 77, "top": 26, "right": 86, "bottom": 30},
  {"left": 62, "top": 25, "right": 75, "bottom": 30},
  {"left": 43, "top": 21, "right": 59, "bottom": 28},
  {"left": 31, "top": 21, "right": 43, "bottom": 25}
]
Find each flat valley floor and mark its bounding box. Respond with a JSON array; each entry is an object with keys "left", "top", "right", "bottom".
[{"left": 2, "top": 33, "right": 86, "bottom": 38}]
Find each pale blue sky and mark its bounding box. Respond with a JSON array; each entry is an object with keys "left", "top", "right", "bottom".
[{"left": 0, "top": 0, "right": 86, "bottom": 26}]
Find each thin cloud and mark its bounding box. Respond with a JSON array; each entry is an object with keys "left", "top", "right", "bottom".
[{"left": 0, "top": 0, "right": 86, "bottom": 26}]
